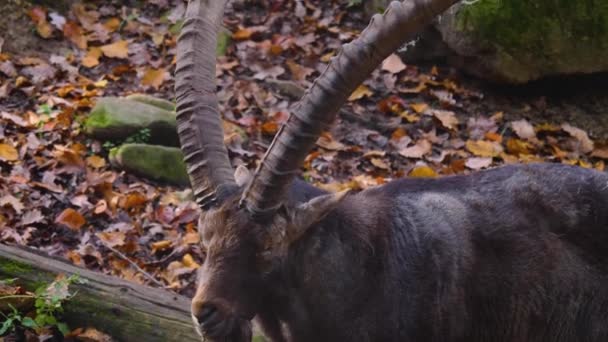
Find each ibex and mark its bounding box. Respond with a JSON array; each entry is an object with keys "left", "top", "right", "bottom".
[{"left": 175, "top": 0, "right": 608, "bottom": 341}]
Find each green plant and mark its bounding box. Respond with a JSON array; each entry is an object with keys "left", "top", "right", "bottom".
[
  {"left": 124, "top": 128, "right": 152, "bottom": 144},
  {"left": 0, "top": 275, "right": 86, "bottom": 336}
]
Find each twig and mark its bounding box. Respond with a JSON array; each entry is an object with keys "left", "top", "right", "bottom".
[{"left": 97, "top": 239, "right": 165, "bottom": 288}]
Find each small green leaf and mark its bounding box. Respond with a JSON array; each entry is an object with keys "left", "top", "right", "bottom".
[
  {"left": 21, "top": 317, "right": 38, "bottom": 329},
  {"left": 57, "top": 322, "right": 69, "bottom": 336},
  {"left": 0, "top": 318, "right": 14, "bottom": 335}
]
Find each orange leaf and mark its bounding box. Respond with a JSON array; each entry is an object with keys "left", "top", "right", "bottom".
[
  {"left": 101, "top": 40, "right": 129, "bottom": 59},
  {"left": 232, "top": 28, "right": 253, "bottom": 40},
  {"left": 261, "top": 121, "right": 279, "bottom": 135},
  {"left": 86, "top": 155, "right": 106, "bottom": 169},
  {"left": 82, "top": 47, "right": 102, "bottom": 68},
  {"left": 55, "top": 208, "right": 86, "bottom": 231},
  {"left": 141, "top": 68, "right": 166, "bottom": 89},
  {"left": 0, "top": 143, "right": 18, "bottom": 161},
  {"left": 63, "top": 21, "right": 87, "bottom": 49}
]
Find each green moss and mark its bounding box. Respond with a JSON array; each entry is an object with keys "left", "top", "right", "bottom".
[
  {"left": 111, "top": 144, "right": 189, "bottom": 186},
  {"left": 84, "top": 97, "right": 180, "bottom": 146},
  {"left": 456, "top": 0, "right": 608, "bottom": 80},
  {"left": 0, "top": 259, "right": 33, "bottom": 274},
  {"left": 217, "top": 29, "right": 232, "bottom": 56}
]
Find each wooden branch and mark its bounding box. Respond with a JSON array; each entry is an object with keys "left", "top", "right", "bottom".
[{"left": 0, "top": 244, "right": 200, "bottom": 342}]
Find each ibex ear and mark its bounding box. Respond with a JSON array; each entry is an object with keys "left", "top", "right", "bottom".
[
  {"left": 287, "top": 190, "right": 350, "bottom": 244},
  {"left": 234, "top": 165, "right": 252, "bottom": 187}
]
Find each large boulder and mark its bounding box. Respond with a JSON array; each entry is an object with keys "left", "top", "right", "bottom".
[
  {"left": 436, "top": 1, "right": 608, "bottom": 83},
  {"left": 367, "top": 0, "right": 608, "bottom": 83},
  {"left": 84, "top": 96, "right": 180, "bottom": 146},
  {"left": 109, "top": 144, "right": 189, "bottom": 186}
]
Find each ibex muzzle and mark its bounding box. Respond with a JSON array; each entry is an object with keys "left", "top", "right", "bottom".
[{"left": 175, "top": 0, "right": 608, "bottom": 341}]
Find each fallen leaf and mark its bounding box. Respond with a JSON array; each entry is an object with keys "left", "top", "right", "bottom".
[
  {"left": 232, "top": 28, "right": 252, "bottom": 40},
  {"left": 399, "top": 139, "right": 431, "bottom": 159},
  {"left": 141, "top": 67, "right": 166, "bottom": 89},
  {"left": 55, "top": 208, "right": 86, "bottom": 230},
  {"left": 591, "top": 145, "right": 608, "bottom": 159},
  {"left": 562, "top": 123, "right": 594, "bottom": 153},
  {"left": 0, "top": 143, "right": 18, "bottom": 161},
  {"left": 96, "top": 231, "right": 126, "bottom": 248},
  {"left": 101, "top": 40, "right": 129, "bottom": 59},
  {"left": 182, "top": 253, "right": 200, "bottom": 269},
  {"left": 410, "top": 103, "right": 428, "bottom": 114},
  {"left": 82, "top": 47, "right": 102, "bottom": 68},
  {"left": 28, "top": 7, "right": 53, "bottom": 38},
  {"left": 465, "top": 157, "right": 492, "bottom": 170},
  {"left": 348, "top": 85, "right": 373, "bottom": 101},
  {"left": 86, "top": 155, "right": 106, "bottom": 169},
  {"left": 63, "top": 21, "right": 87, "bottom": 49},
  {"left": 506, "top": 138, "right": 533, "bottom": 156},
  {"left": 371, "top": 158, "right": 390, "bottom": 170},
  {"left": 409, "top": 165, "right": 437, "bottom": 178},
  {"left": 0, "top": 195, "right": 24, "bottom": 214},
  {"left": 511, "top": 119, "right": 536, "bottom": 140},
  {"left": 381, "top": 54, "right": 406, "bottom": 74},
  {"left": 317, "top": 134, "right": 346, "bottom": 151},
  {"left": 466, "top": 140, "right": 503, "bottom": 157},
  {"left": 430, "top": 109, "right": 459, "bottom": 130},
  {"left": 151, "top": 240, "right": 173, "bottom": 253},
  {"left": 69, "top": 327, "right": 113, "bottom": 342}
]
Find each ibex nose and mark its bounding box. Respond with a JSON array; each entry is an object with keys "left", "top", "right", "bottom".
[{"left": 192, "top": 302, "right": 218, "bottom": 326}]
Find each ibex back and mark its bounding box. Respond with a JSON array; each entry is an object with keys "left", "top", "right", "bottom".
[{"left": 174, "top": 1, "right": 608, "bottom": 341}]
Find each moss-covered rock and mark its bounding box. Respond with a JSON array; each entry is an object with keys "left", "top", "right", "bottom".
[
  {"left": 125, "top": 93, "right": 176, "bottom": 112},
  {"left": 84, "top": 97, "right": 180, "bottom": 146},
  {"left": 109, "top": 144, "right": 189, "bottom": 186},
  {"left": 361, "top": 0, "right": 608, "bottom": 83},
  {"left": 435, "top": 0, "right": 608, "bottom": 83}
]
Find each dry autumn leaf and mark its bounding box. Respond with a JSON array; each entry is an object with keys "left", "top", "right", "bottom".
[
  {"left": 430, "top": 109, "right": 459, "bottom": 130},
  {"left": 562, "top": 123, "right": 594, "bottom": 153},
  {"left": 141, "top": 67, "right": 166, "bottom": 89},
  {"left": 82, "top": 47, "right": 102, "bottom": 68},
  {"left": 399, "top": 139, "right": 431, "bottom": 159},
  {"left": 151, "top": 240, "right": 173, "bottom": 253},
  {"left": 0, "top": 143, "right": 18, "bottom": 161},
  {"left": 28, "top": 7, "right": 54, "bottom": 39},
  {"left": 55, "top": 208, "right": 86, "bottom": 230},
  {"left": 348, "top": 85, "right": 373, "bottom": 101},
  {"left": 466, "top": 140, "right": 504, "bottom": 158},
  {"left": 86, "top": 155, "right": 106, "bottom": 168},
  {"left": 381, "top": 54, "right": 406, "bottom": 74},
  {"left": 410, "top": 103, "right": 429, "bottom": 114},
  {"left": 233, "top": 28, "right": 253, "bottom": 40},
  {"left": 465, "top": 157, "right": 492, "bottom": 170},
  {"left": 63, "top": 21, "right": 87, "bottom": 49},
  {"left": 510, "top": 119, "right": 536, "bottom": 140},
  {"left": 101, "top": 40, "right": 129, "bottom": 59}
]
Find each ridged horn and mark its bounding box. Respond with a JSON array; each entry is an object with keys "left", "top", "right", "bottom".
[
  {"left": 175, "top": 0, "right": 236, "bottom": 209},
  {"left": 241, "top": 0, "right": 460, "bottom": 218}
]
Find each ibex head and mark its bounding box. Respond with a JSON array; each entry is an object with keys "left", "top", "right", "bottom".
[
  {"left": 189, "top": 167, "right": 347, "bottom": 339},
  {"left": 175, "top": 0, "right": 458, "bottom": 340}
]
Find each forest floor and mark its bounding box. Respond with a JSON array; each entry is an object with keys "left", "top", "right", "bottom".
[{"left": 0, "top": 0, "right": 607, "bottom": 339}]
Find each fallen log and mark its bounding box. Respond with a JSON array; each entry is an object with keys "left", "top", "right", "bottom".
[{"left": 0, "top": 243, "right": 200, "bottom": 342}]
